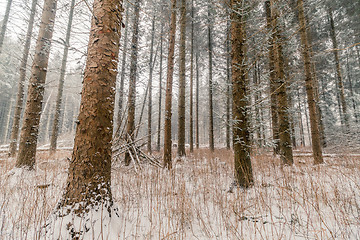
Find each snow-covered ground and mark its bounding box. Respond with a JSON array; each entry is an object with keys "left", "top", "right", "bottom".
[{"left": 0, "top": 149, "right": 359, "bottom": 239}]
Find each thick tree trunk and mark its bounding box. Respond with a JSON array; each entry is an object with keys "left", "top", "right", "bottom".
[
  {"left": 16, "top": 0, "right": 57, "bottom": 169},
  {"left": 117, "top": 5, "right": 129, "bottom": 128},
  {"left": 124, "top": 0, "right": 141, "bottom": 165},
  {"left": 157, "top": 25, "right": 164, "bottom": 152},
  {"left": 8, "top": 0, "right": 38, "bottom": 157},
  {"left": 328, "top": 7, "right": 349, "bottom": 129},
  {"left": 163, "top": 0, "right": 177, "bottom": 169},
  {"left": 207, "top": 4, "right": 215, "bottom": 152},
  {"left": 189, "top": 0, "right": 194, "bottom": 153},
  {"left": 231, "top": 0, "right": 253, "bottom": 188},
  {"left": 49, "top": 0, "right": 75, "bottom": 154},
  {"left": 0, "top": 0, "right": 13, "bottom": 53},
  {"left": 147, "top": 16, "right": 156, "bottom": 153},
  {"left": 177, "top": 0, "right": 186, "bottom": 157},
  {"left": 51, "top": 0, "right": 123, "bottom": 237},
  {"left": 265, "top": 1, "right": 280, "bottom": 155},
  {"left": 297, "top": 0, "right": 323, "bottom": 164},
  {"left": 269, "top": 0, "right": 293, "bottom": 165}
]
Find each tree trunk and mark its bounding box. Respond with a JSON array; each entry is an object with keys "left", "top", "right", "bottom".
[
  {"left": 177, "top": 0, "right": 186, "bottom": 157},
  {"left": 265, "top": 1, "right": 280, "bottom": 155},
  {"left": 163, "top": 0, "right": 177, "bottom": 169},
  {"left": 0, "top": 0, "right": 13, "bottom": 53},
  {"left": 124, "top": 0, "right": 140, "bottom": 165},
  {"left": 207, "top": 4, "right": 215, "bottom": 152},
  {"left": 297, "top": 0, "right": 323, "bottom": 164},
  {"left": 16, "top": 0, "right": 58, "bottom": 169},
  {"left": 3, "top": 99, "right": 13, "bottom": 143},
  {"left": 51, "top": 0, "right": 123, "bottom": 237},
  {"left": 346, "top": 49, "right": 358, "bottom": 123},
  {"left": 231, "top": 0, "right": 253, "bottom": 188},
  {"left": 189, "top": 0, "right": 194, "bottom": 153},
  {"left": 269, "top": 0, "right": 293, "bottom": 165},
  {"left": 147, "top": 16, "right": 156, "bottom": 153},
  {"left": 196, "top": 48, "right": 200, "bottom": 149},
  {"left": 157, "top": 24, "right": 164, "bottom": 152},
  {"left": 49, "top": 0, "right": 76, "bottom": 154},
  {"left": 117, "top": 5, "right": 129, "bottom": 128},
  {"left": 226, "top": 14, "right": 231, "bottom": 150},
  {"left": 328, "top": 7, "right": 349, "bottom": 128},
  {"left": 8, "top": 0, "right": 38, "bottom": 157}
]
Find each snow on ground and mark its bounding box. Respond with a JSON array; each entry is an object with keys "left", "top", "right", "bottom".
[{"left": 0, "top": 149, "right": 359, "bottom": 239}]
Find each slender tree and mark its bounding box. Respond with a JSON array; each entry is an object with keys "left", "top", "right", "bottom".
[
  {"left": 297, "top": 0, "right": 323, "bottom": 164},
  {"left": 328, "top": 7, "right": 349, "bottom": 128},
  {"left": 226, "top": 10, "right": 232, "bottom": 150},
  {"left": 0, "top": 0, "right": 13, "bottom": 53},
  {"left": 195, "top": 47, "right": 200, "bottom": 149},
  {"left": 124, "top": 0, "right": 141, "bottom": 165},
  {"left": 8, "top": 0, "right": 38, "bottom": 157},
  {"left": 177, "top": 0, "right": 186, "bottom": 157},
  {"left": 163, "top": 0, "right": 177, "bottom": 169},
  {"left": 16, "top": 0, "right": 58, "bottom": 169},
  {"left": 189, "top": 0, "right": 194, "bottom": 153},
  {"left": 48, "top": 0, "right": 123, "bottom": 237},
  {"left": 265, "top": 1, "right": 280, "bottom": 154},
  {"left": 49, "top": 0, "right": 76, "bottom": 154},
  {"left": 269, "top": 0, "right": 293, "bottom": 165},
  {"left": 231, "top": 0, "right": 253, "bottom": 187},
  {"left": 207, "top": 3, "right": 215, "bottom": 152},
  {"left": 157, "top": 24, "right": 164, "bottom": 152},
  {"left": 117, "top": 5, "right": 130, "bottom": 128},
  {"left": 147, "top": 15, "right": 156, "bottom": 153}
]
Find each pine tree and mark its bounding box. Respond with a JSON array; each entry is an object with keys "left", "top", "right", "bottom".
[{"left": 16, "top": 0, "right": 58, "bottom": 169}]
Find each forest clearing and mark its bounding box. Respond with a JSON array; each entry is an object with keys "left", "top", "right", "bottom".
[{"left": 0, "top": 0, "right": 359, "bottom": 238}]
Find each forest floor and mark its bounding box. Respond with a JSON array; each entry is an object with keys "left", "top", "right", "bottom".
[{"left": 0, "top": 147, "right": 359, "bottom": 239}]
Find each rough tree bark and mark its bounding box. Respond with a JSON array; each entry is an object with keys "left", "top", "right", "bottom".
[
  {"left": 226, "top": 12, "right": 232, "bottom": 150},
  {"left": 49, "top": 0, "right": 76, "bottom": 154},
  {"left": 48, "top": 0, "right": 123, "bottom": 237},
  {"left": 269, "top": 0, "right": 293, "bottom": 165},
  {"left": 231, "top": 0, "right": 254, "bottom": 187},
  {"left": 265, "top": 1, "right": 280, "bottom": 155},
  {"left": 8, "top": 0, "right": 38, "bottom": 157},
  {"left": 0, "top": 0, "right": 13, "bottom": 53},
  {"left": 196, "top": 48, "right": 200, "bottom": 149},
  {"left": 163, "top": 0, "right": 177, "bottom": 169},
  {"left": 124, "top": 0, "right": 140, "bottom": 165},
  {"left": 297, "top": 0, "right": 323, "bottom": 164},
  {"left": 177, "top": 0, "right": 186, "bottom": 157},
  {"left": 16, "top": 0, "right": 57, "bottom": 169}
]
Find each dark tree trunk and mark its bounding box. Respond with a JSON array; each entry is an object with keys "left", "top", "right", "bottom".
[
  {"left": 177, "top": 0, "right": 186, "bottom": 157},
  {"left": 189, "top": 0, "right": 194, "bottom": 153},
  {"left": 231, "top": 0, "right": 254, "bottom": 188},
  {"left": 297, "top": 0, "right": 323, "bottom": 164},
  {"left": 163, "top": 0, "right": 177, "bottom": 169},
  {"left": 157, "top": 24, "right": 164, "bottom": 152}
]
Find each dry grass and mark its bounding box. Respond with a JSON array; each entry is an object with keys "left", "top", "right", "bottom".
[{"left": 0, "top": 148, "right": 359, "bottom": 239}]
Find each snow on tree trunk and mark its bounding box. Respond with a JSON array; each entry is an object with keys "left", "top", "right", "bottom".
[
  {"left": 41, "top": 0, "right": 123, "bottom": 238},
  {"left": 16, "top": 0, "right": 58, "bottom": 169}
]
